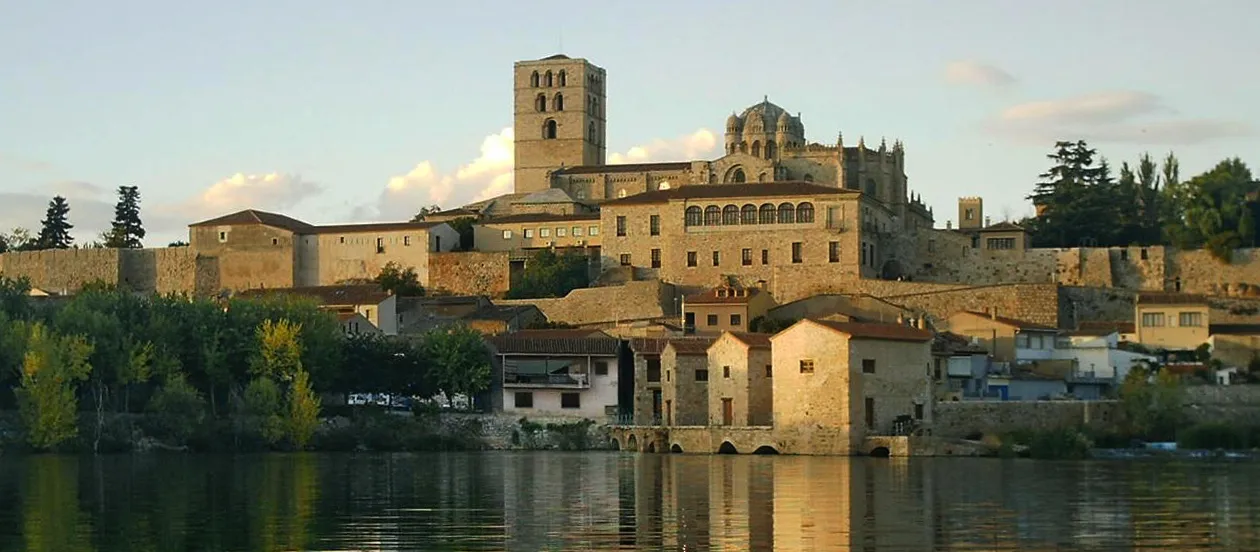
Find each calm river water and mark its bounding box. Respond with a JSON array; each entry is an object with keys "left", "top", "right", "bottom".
[{"left": 0, "top": 452, "right": 1257, "bottom": 551}]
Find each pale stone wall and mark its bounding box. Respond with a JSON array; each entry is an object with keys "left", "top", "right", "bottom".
[
  {"left": 191, "top": 224, "right": 297, "bottom": 290},
  {"left": 932, "top": 400, "right": 1122, "bottom": 438},
  {"left": 707, "top": 335, "right": 772, "bottom": 426},
  {"left": 858, "top": 282, "right": 1063, "bottom": 329},
  {"left": 474, "top": 218, "right": 601, "bottom": 252},
  {"left": 632, "top": 352, "right": 662, "bottom": 425},
  {"left": 1174, "top": 249, "right": 1260, "bottom": 296},
  {"left": 513, "top": 57, "right": 606, "bottom": 194},
  {"left": 770, "top": 322, "right": 855, "bottom": 453},
  {"left": 427, "top": 251, "right": 511, "bottom": 297},
  {"left": 314, "top": 226, "right": 455, "bottom": 287},
  {"left": 848, "top": 338, "right": 934, "bottom": 433},
  {"left": 498, "top": 279, "right": 677, "bottom": 326},
  {"left": 1182, "top": 385, "right": 1260, "bottom": 424},
  {"left": 1210, "top": 334, "right": 1260, "bottom": 367},
  {"left": 0, "top": 248, "right": 123, "bottom": 292},
  {"left": 661, "top": 346, "right": 709, "bottom": 426}
]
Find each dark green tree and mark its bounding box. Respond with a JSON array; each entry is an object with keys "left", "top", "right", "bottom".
[
  {"left": 1165, "top": 158, "right": 1255, "bottom": 261},
  {"left": 421, "top": 324, "right": 491, "bottom": 407},
  {"left": 104, "top": 185, "right": 145, "bottom": 248},
  {"left": 1025, "top": 140, "right": 1115, "bottom": 247},
  {"left": 35, "top": 196, "right": 74, "bottom": 249},
  {"left": 505, "top": 250, "right": 590, "bottom": 299},
  {"left": 446, "top": 217, "right": 476, "bottom": 250},
  {"left": 374, "top": 261, "right": 424, "bottom": 296}
]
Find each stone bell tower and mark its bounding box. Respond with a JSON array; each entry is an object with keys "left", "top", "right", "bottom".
[{"left": 513, "top": 54, "right": 607, "bottom": 194}]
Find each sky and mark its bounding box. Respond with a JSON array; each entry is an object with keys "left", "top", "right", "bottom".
[{"left": 2, "top": 0, "right": 1258, "bottom": 247}]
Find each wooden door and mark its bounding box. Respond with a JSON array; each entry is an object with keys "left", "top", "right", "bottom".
[{"left": 721, "top": 398, "right": 734, "bottom": 426}]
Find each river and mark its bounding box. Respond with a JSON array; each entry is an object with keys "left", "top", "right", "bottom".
[{"left": 0, "top": 452, "right": 1257, "bottom": 551}]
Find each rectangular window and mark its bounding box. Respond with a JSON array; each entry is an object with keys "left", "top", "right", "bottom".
[
  {"left": 523, "top": 228, "right": 534, "bottom": 238},
  {"left": 712, "top": 251, "right": 720, "bottom": 266},
  {"left": 271, "top": 238, "right": 278, "bottom": 245},
  {"left": 1141, "top": 248, "right": 1149, "bottom": 260},
  {"left": 514, "top": 392, "right": 534, "bottom": 408},
  {"left": 723, "top": 366, "right": 731, "bottom": 378},
  {"left": 742, "top": 248, "right": 752, "bottom": 266},
  {"left": 376, "top": 237, "right": 385, "bottom": 254},
  {"left": 687, "top": 251, "right": 697, "bottom": 267},
  {"left": 761, "top": 249, "right": 769, "bottom": 265},
  {"left": 865, "top": 397, "right": 875, "bottom": 429},
  {"left": 651, "top": 248, "right": 661, "bottom": 268},
  {"left": 616, "top": 216, "right": 626, "bottom": 236},
  {"left": 1016, "top": 334, "right": 1030, "bottom": 348},
  {"left": 404, "top": 236, "right": 412, "bottom": 246},
  {"left": 792, "top": 242, "right": 803, "bottom": 264},
  {"left": 862, "top": 359, "right": 876, "bottom": 374},
  {"left": 650, "top": 215, "right": 660, "bottom": 236},
  {"left": 799, "top": 359, "right": 815, "bottom": 374},
  {"left": 860, "top": 244, "right": 866, "bottom": 265},
  {"left": 914, "top": 403, "right": 924, "bottom": 420},
  {"left": 540, "top": 228, "right": 551, "bottom": 238},
  {"left": 561, "top": 392, "right": 581, "bottom": 409},
  {"left": 589, "top": 225, "right": 599, "bottom": 236},
  {"left": 707, "top": 314, "right": 718, "bottom": 326},
  {"left": 218, "top": 231, "right": 228, "bottom": 242},
  {"left": 986, "top": 237, "right": 1016, "bottom": 250},
  {"left": 765, "top": 364, "right": 772, "bottom": 378},
  {"left": 557, "top": 227, "right": 567, "bottom": 237},
  {"left": 1142, "top": 312, "right": 1165, "bottom": 327},
  {"left": 594, "top": 361, "right": 609, "bottom": 376},
  {"left": 619, "top": 253, "right": 631, "bottom": 266},
  {"left": 1179, "top": 312, "right": 1202, "bottom": 327},
  {"left": 647, "top": 358, "right": 661, "bottom": 382},
  {"left": 573, "top": 226, "right": 584, "bottom": 237},
  {"left": 695, "top": 369, "right": 709, "bottom": 382},
  {"left": 829, "top": 241, "right": 840, "bottom": 263},
  {"left": 502, "top": 230, "right": 513, "bottom": 240},
  {"left": 339, "top": 236, "right": 345, "bottom": 244},
  {"left": 730, "top": 314, "right": 741, "bottom": 327}
]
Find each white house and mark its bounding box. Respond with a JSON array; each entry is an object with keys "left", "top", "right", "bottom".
[
  {"left": 1053, "top": 330, "right": 1157, "bottom": 382},
  {"left": 487, "top": 329, "right": 623, "bottom": 420}
]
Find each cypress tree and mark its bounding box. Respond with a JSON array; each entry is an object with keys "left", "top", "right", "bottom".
[
  {"left": 35, "top": 196, "right": 74, "bottom": 249},
  {"left": 105, "top": 185, "right": 145, "bottom": 248}
]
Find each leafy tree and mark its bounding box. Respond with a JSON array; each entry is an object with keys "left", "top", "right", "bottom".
[
  {"left": 287, "top": 369, "right": 320, "bottom": 449},
  {"left": 1118, "top": 366, "right": 1184, "bottom": 441},
  {"left": 104, "top": 185, "right": 145, "bottom": 248},
  {"left": 447, "top": 216, "right": 476, "bottom": 250},
  {"left": 340, "top": 333, "right": 437, "bottom": 399},
  {"left": 118, "top": 339, "right": 155, "bottom": 412},
  {"left": 505, "top": 249, "right": 590, "bottom": 299},
  {"left": 251, "top": 319, "right": 304, "bottom": 380},
  {"left": 3, "top": 227, "right": 36, "bottom": 252},
  {"left": 35, "top": 196, "right": 74, "bottom": 249},
  {"left": 374, "top": 261, "right": 424, "bottom": 296},
  {"left": 1165, "top": 158, "right": 1256, "bottom": 261},
  {"left": 421, "top": 324, "right": 491, "bottom": 407},
  {"left": 410, "top": 204, "right": 443, "bottom": 222},
  {"left": 15, "top": 323, "right": 94, "bottom": 450},
  {"left": 1024, "top": 140, "right": 1116, "bottom": 247},
  {"left": 243, "top": 377, "right": 285, "bottom": 445},
  {"left": 146, "top": 372, "right": 206, "bottom": 446}
]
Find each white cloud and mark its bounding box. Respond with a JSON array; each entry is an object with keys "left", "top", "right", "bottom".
[
  {"left": 999, "top": 91, "right": 1166, "bottom": 124},
  {"left": 986, "top": 91, "right": 1252, "bottom": 146},
  {"left": 193, "top": 172, "right": 324, "bottom": 214},
  {"left": 944, "top": 61, "right": 1017, "bottom": 87},
  {"left": 608, "top": 128, "right": 718, "bottom": 164}
]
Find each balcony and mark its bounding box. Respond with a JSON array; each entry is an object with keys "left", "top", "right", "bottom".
[{"left": 503, "top": 371, "right": 590, "bottom": 389}]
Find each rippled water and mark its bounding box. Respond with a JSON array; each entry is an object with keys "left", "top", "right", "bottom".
[{"left": 0, "top": 452, "right": 1258, "bottom": 551}]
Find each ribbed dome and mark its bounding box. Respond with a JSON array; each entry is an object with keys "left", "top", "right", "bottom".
[
  {"left": 740, "top": 98, "right": 789, "bottom": 124},
  {"left": 726, "top": 113, "right": 742, "bottom": 130}
]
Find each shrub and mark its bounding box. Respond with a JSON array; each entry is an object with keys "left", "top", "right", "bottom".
[
  {"left": 146, "top": 374, "right": 207, "bottom": 446},
  {"left": 1177, "top": 423, "right": 1258, "bottom": 450}
]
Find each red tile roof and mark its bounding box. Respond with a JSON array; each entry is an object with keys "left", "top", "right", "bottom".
[
  {"left": 629, "top": 337, "right": 669, "bottom": 355},
  {"left": 1137, "top": 292, "right": 1208, "bottom": 305},
  {"left": 487, "top": 331, "right": 620, "bottom": 356},
  {"left": 1075, "top": 320, "right": 1136, "bottom": 336},
  {"left": 685, "top": 285, "right": 763, "bottom": 305},
  {"left": 601, "top": 182, "right": 859, "bottom": 206},
  {"left": 978, "top": 221, "right": 1026, "bottom": 233},
  {"left": 808, "top": 320, "right": 933, "bottom": 343},
  {"left": 190, "top": 209, "right": 445, "bottom": 234}
]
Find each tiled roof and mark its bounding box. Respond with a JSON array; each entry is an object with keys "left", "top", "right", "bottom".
[
  {"left": 506, "top": 329, "right": 610, "bottom": 339},
  {"left": 189, "top": 209, "right": 315, "bottom": 232},
  {"left": 553, "top": 162, "right": 692, "bottom": 175},
  {"left": 307, "top": 221, "right": 444, "bottom": 234},
  {"left": 978, "top": 221, "right": 1026, "bottom": 233},
  {"left": 724, "top": 332, "right": 772, "bottom": 349},
  {"left": 488, "top": 330, "right": 620, "bottom": 356},
  {"left": 685, "top": 285, "right": 762, "bottom": 305},
  {"left": 666, "top": 338, "right": 717, "bottom": 356},
  {"left": 1137, "top": 292, "right": 1208, "bottom": 305},
  {"left": 481, "top": 212, "right": 601, "bottom": 225},
  {"left": 467, "top": 304, "right": 540, "bottom": 322},
  {"left": 600, "top": 182, "right": 858, "bottom": 206},
  {"left": 1210, "top": 324, "right": 1260, "bottom": 336},
  {"left": 808, "top": 320, "right": 934, "bottom": 343},
  {"left": 236, "top": 284, "right": 391, "bottom": 306},
  {"left": 932, "top": 331, "right": 987, "bottom": 354},
  {"left": 517, "top": 188, "right": 583, "bottom": 204},
  {"left": 630, "top": 337, "right": 668, "bottom": 355},
  {"left": 958, "top": 310, "right": 1058, "bottom": 332}
]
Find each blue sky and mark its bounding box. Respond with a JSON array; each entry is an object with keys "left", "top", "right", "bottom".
[{"left": 2, "top": 0, "right": 1257, "bottom": 246}]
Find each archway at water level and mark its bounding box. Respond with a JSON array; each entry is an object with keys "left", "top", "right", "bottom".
[
  {"left": 627, "top": 435, "right": 638, "bottom": 451},
  {"left": 670, "top": 444, "right": 683, "bottom": 454},
  {"left": 869, "top": 446, "right": 891, "bottom": 458},
  {"left": 752, "top": 445, "right": 779, "bottom": 455},
  {"left": 717, "top": 442, "right": 739, "bottom": 454}
]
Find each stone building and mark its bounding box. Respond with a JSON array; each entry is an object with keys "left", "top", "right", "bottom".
[
  {"left": 682, "top": 281, "right": 776, "bottom": 334},
  {"left": 769, "top": 319, "right": 933, "bottom": 455},
  {"left": 513, "top": 55, "right": 607, "bottom": 195},
  {"left": 473, "top": 212, "right": 601, "bottom": 253},
  {"left": 660, "top": 338, "right": 714, "bottom": 426},
  {"left": 706, "top": 331, "right": 773, "bottom": 426},
  {"left": 237, "top": 283, "right": 399, "bottom": 335},
  {"left": 945, "top": 310, "right": 1060, "bottom": 363}
]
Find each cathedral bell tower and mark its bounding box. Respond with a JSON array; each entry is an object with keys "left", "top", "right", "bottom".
[{"left": 512, "top": 55, "right": 607, "bottom": 194}]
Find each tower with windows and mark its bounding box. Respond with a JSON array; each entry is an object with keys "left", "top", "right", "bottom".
[{"left": 513, "top": 54, "right": 607, "bottom": 194}]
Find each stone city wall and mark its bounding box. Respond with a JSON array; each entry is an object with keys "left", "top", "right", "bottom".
[
  {"left": 427, "top": 251, "right": 511, "bottom": 297},
  {"left": 498, "top": 279, "right": 678, "bottom": 326},
  {"left": 860, "top": 282, "right": 1064, "bottom": 328},
  {"left": 1181, "top": 385, "right": 1260, "bottom": 425},
  {"left": 0, "top": 248, "right": 124, "bottom": 292},
  {"left": 932, "top": 400, "right": 1122, "bottom": 439}
]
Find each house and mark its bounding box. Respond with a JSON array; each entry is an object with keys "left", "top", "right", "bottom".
[
  {"left": 707, "top": 331, "right": 773, "bottom": 426},
  {"left": 1134, "top": 292, "right": 1209, "bottom": 351},
  {"left": 683, "top": 281, "right": 776, "bottom": 334},
  {"left": 976, "top": 221, "right": 1029, "bottom": 256},
  {"left": 1053, "top": 329, "right": 1156, "bottom": 384},
  {"left": 946, "top": 310, "right": 1060, "bottom": 363},
  {"left": 661, "top": 338, "right": 716, "bottom": 426},
  {"left": 770, "top": 320, "right": 933, "bottom": 455},
  {"left": 931, "top": 332, "right": 991, "bottom": 401},
  {"left": 486, "top": 329, "right": 623, "bottom": 419},
  {"left": 397, "top": 295, "right": 491, "bottom": 334},
  {"left": 629, "top": 337, "right": 667, "bottom": 425},
  {"left": 237, "top": 284, "right": 398, "bottom": 335},
  {"left": 338, "top": 312, "right": 381, "bottom": 336}
]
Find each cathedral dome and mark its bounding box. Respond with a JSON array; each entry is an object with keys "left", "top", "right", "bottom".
[
  {"left": 740, "top": 97, "right": 789, "bottom": 128},
  {"left": 726, "top": 113, "right": 742, "bottom": 131}
]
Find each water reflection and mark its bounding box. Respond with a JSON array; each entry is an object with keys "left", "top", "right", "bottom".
[{"left": 0, "top": 453, "right": 1258, "bottom": 551}]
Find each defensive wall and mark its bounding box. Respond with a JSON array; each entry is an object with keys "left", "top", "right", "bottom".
[
  {"left": 427, "top": 251, "right": 511, "bottom": 297},
  {"left": 497, "top": 279, "right": 678, "bottom": 326},
  {"left": 0, "top": 247, "right": 216, "bottom": 297}
]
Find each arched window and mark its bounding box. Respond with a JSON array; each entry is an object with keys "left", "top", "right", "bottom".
[
  {"left": 759, "top": 203, "right": 776, "bottom": 224},
  {"left": 739, "top": 141, "right": 748, "bottom": 153},
  {"left": 778, "top": 202, "right": 796, "bottom": 224},
  {"left": 751, "top": 141, "right": 761, "bottom": 158},
  {"left": 588, "top": 122, "right": 597, "bottom": 144},
  {"left": 685, "top": 206, "right": 702, "bottom": 227},
  {"left": 704, "top": 206, "right": 721, "bottom": 226},
  {"left": 722, "top": 205, "right": 739, "bottom": 225},
  {"left": 796, "top": 202, "right": 815, "bottom": 223},
  {"left": 758, "top": 172, "right": 767, "bottom": 182},
  {"left": 865, "top": 178, "right": 878, "bottom": 196},
  {"left": 530, "top": 71, "right": 540, "bottom": 87},
  {"left": 731, "top": 168, "right": 746, "bottom": 183},
  {"left": 766, "top": 142, "right": 776, "bottom": 158},
  {"left": 554, "top": 93, "right": 564, "bottom": 111},
  {"left": 535, "top": 94, "right": 547, "bottom": 112},
  {"left": 544, "top": 70, "right": 553, "bottom": 87},
  {"left": 543, "top": 119, "right": 557, "bottom": 139},
  {"left": 803, "top": 173, "right": 814, "bottom": 182},
  {"left": 558, "top": 70, "right": 566, "bottom": 86},
  {"left": 593, "top": 97, "right": 599, "bottom": 117},
  {"left": 618, "top": 189, "right": 627, "bottom": 198},
  {"left": 741, "top": 204, "right": 757, "bottom": 224}
]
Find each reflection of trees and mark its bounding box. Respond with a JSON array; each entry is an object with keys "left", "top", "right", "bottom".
[
  {"left": 247, "top": 454, "right": 319, "bottom": 552},
  {"left": 22, "top": 456, "right": 92, "bottom": 552}
]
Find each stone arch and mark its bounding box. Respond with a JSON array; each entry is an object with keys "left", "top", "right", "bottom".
[
  {"left": 554, "top": 92, "right": 564, "bottom": 111},
  {"left": 759, "top": 203, "right": 776, "bottom": 224},
  {"left": 588, "top": 122, "right": 597, "bottom": 144},
  {"left": 751, "top": 141, "right": 761, "bottom": 158},
  {"left": 766, "top": 141, "right": 776, "bottom": 158},
  {"left": 725, "top": 166, "right": 747, "bottom": 183},
  {"left": 722, "top": 205, "right": 739, "bottom": 225},
  {"left": 757, "top": 172, "right": 767, "bottom": 182},
  {"left": 535, "top": 93, "right": 547, "bottom": 112},
  {"left": 530, "top": 71, "right": 540, "bottom": 87},
  {"left": 645, "top": 441, "right": 657, "bottom": 453},
  {"left": 796, "top": 202, "right": 815, "bottom": 223},
  {"left": 704, "top": 206, "right": 721, "bottom": 226},
  {"left": 670, "top": 443, "right": 683, "bottom": 454},
  {"left": 543, "top": 119, "right": 557, "bottom": 139},
  {"left": 718, "top": 442, "right": 739, "bottom": 454},
  {"left": 741, "top": 204, "right": 757, "bottom": 225},
  {"left": 777, "top": 202, "right": 795, "bottom": 224},
  {"left": 864, "top": 177, "right": 878, "bottom": 197},
  {"left": 752, "top": 445, "right": 779, "bottom": 455},
  {"left": 803, "top": 173, "right": 814, "bottom": 182},
  {"left": 685, "top": 206, "right": 702, "bottom": 227},
  {"left": 558, "top": 69, "right": 567, "bottom": 87},
  {"left": 544, "top": 70, "right": 553, "bottom": 87},
  {"left": 610, "top": 438, "right": 621, "bottom": 451},
  {"left": 627, "top": 434, "right": 638, "bottom": 451},
  {"left": 868, "top": 446, "right": 891, "bottom": 458},
  {"left": 881, "top": 259, "right": 904, "bottom": 280}
]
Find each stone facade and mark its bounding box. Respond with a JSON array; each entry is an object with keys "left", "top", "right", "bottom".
[
  {"left": 513, "top": 56, "right": 606, "bottom": 194},
  {"left": 473, "top": 212, "right": 601, "bottom": 253},
  {"left": 660, "top": 342, "right": 711, "bottom": 426},
  {"left": 932, "top": 400, "right": 1121, "bottom": 439},
  {"left": 706, "top": 332, "right": 773, "bottom": 426},
  {"left": 497, "top": 279, "right": 678, "bottom": 326},
  {"left": 427, "top": 251, "right": 511, "bottom": 297}
]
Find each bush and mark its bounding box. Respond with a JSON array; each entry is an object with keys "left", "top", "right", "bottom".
[
  {"left": 1027, "top": 428, "right": 1092, "bottom": 460},
  {"left": 146, "top": 374, "right": 207, "bottom": 446},
  {"left": 1177, "top": 423, "right": 1259, "bottom": 450}
]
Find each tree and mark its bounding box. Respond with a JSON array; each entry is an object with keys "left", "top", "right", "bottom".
[
  {"left": 421, "top": 324, "right": 491, "bottom": 407},
  {"left": 447, "top": 217, "right": 476, "bottom": 250},
  {"left": 410, "top": 205, "right": 443, "bottom": 222},
  {"left": 505, "top": 250, "right": 590, "bottom": 299},
  {"left": 287, "top": 369, "right": 320, "bottom": 449},
  {"left": 15, "top": 323, "right": 94, "bottom": 450},
  {"left": 146, "top": 372, "right": 206, "bottom": 446},
  {"left": 252, "top": 319, "right": 304, "bottom": 380},
  {"left": 1166, "top": 158, "right": 1255, "bottom": 261},
  {"left": 104, "top": 185, "right": 146, "bottom": 248},
  {"left": 1118, "top": 366, "right": 1184, "bottom": 441},
  {"left": 35, "top": 196, "right": 74, "bottom": 249},
  {"left": 374, "top": 261, "right": 424, "bottom": 296},
  {"left": 1024, "top": 140, "right": 1116, "bottom": 247}
]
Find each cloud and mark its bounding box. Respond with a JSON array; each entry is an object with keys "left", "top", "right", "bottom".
[
  {"left": 183, "top": 172, "right": 324, "bottom": 216},
  {"left": 985, "top": 91, "right": 1253, "bottom": 146},
  {"left": 0, "top": 182, "right": 183, "bottom": 246},
  {"left": 608, "top": 129, "right": 718, "bottom": 164},
  {"left": 944, "top": 61, "right": 1017, "bottom": 87}
]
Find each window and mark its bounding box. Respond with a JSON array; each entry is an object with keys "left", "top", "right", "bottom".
[
  {"left": 765, "top": 364, "right": 772, "bottom": 378},
  {"left": 723, "top": 366, "right": 731, "bottom": 378},
  {"left": 647, "top": 359, "right": 661, "bottom": 382},
  {"left": 741, "top": 204, "right": 757, "bottom": 224},
  {"left": 404, "top": 236, "right": 411, "bottom": 246},
  {"left": 865, "top": 397, "right": 875, "bottom": 429},
  {"left": 650, "top": 215, "right": 660, "bottom": 235},
  {"left": 666, "top": 370, "right": 671, "bottom": 382},
  {"left": 685, "top": 206, "right": 702, "bottom": 227},
  {"left": 987, "top": 237, "right": 1016, "bottom": 250},
  {"left": 1179, "top": 312, "right": 1203, "bottom": 327},
  {"left": 502, "top": 230, "right": 513, "bottom": 240},
  {"left": 554, "top": 93, "right": 564, "bottom": 111},
  {"left": 524, "top": 228, "right": 534, "bottom": 238},
  {"left": 533, "top": 228, "right": 547, "bottom": 238},
  {"left": 761, "top": 249, "right": 769, "bottom": 265},
  {"left": 376, "top": 237, "right": 385, "bottom": 254},
  {"left": 271, "top": 237, "right": 278, "bottom": 245},
  {"left": 695, "top": 369, "right": 709, "bottom": 382},
  {"left": 686, "top": 251, "right": 697, "bottom": 267},
  {"left": 535, "top": 93, "right": 547, "bottom": 112},
  {"left": 712, "top": 251, "right": 720, "bottom": 266},
  {"left": 572, "top": 226, "right": 583, "bottom": 237},
  {"left": 556, "top": 227, "right": 567, "bottom": 237},
  {"left": 561, "top": 393, "right": 580, "bottom": 409},
  {"left": 730, "top": 314, "right": 741, "bottom": 327},
  {"left": 557, "top": 70, "right": 566, "bottom": 86},
  {"left": 742, "top": 248, "right": 752, "bottom": 266},
  {"left": 759, "top": 203, "right": 776, "bottom": 224},
  {"left": 1142, "top": 312, "right": 1166, "bottom": 327},
  {"left": 829, "top": 241, "right": 840, "bottom": 263},
  {"left": 722, "top": 205, "right": 739, "bottom": 225},
  {"left": 530, "top": 71, "right": 539, "bottom": 87},
  {"left": 707, "top": 314, "right": 718, "bottom": 326},
  {"left": 796, "top": 202, "right": 815, "bottom": 223},
  {"left": 651, "top": 248, "right": 661, "bottom": 268},
  {"left": 1120, "top": 249, "right": 1128, "bottom": 260},
  {"left": 965, "top": 208, "right": 975, "bottom": 220},
  {"left": 704, "top": 206, "right": 721, "bottom": 226},
  {"left": 543, "top": 119, "right": 557, "bottom": 139},
  {"left": 914, "top": 403, "right": 924, "bottom": 420},
  {"left": 619, "top": 253, "right": 631, "bottom": 266},
  {"left": 616, "top": 216, "right": 626, "bottom": 236},
  {"left": 514, "top": 392, "right": 533, "bottom": 408},
  {"left": 802, "top": 174, "right": 813, "bottom": 182},
  {"left": 218, "top": 231, "right": 227, "bottom": 242},
  {"left": 339, "top": 236, "right": 345, "bottom": 244},
  {"left": 1141, "top": 248, "right": 1149, "bottom": 260},
  {"left": 589, "top": 122, "right": 597, "bottom": 144},
  {"left": 777, "top": 203, "right": 795, "bottom": 224},
  {"left": 588, "top": 226, "right": 599, "bottom": 236},
  {"left": 799, "top": 359, "right": 815, "bottom": 374},
  {"left": 544, "top": 70, "right": 553, "bottom": 86},
  {"left": 594, "top": 361, "right": 608, "bottom": 376},
  {"left": 791, "top": 242, "right": 803, "bottom": 264},
  {"left": 862, "top": 359, "right": 876, "bottom": 374}
]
